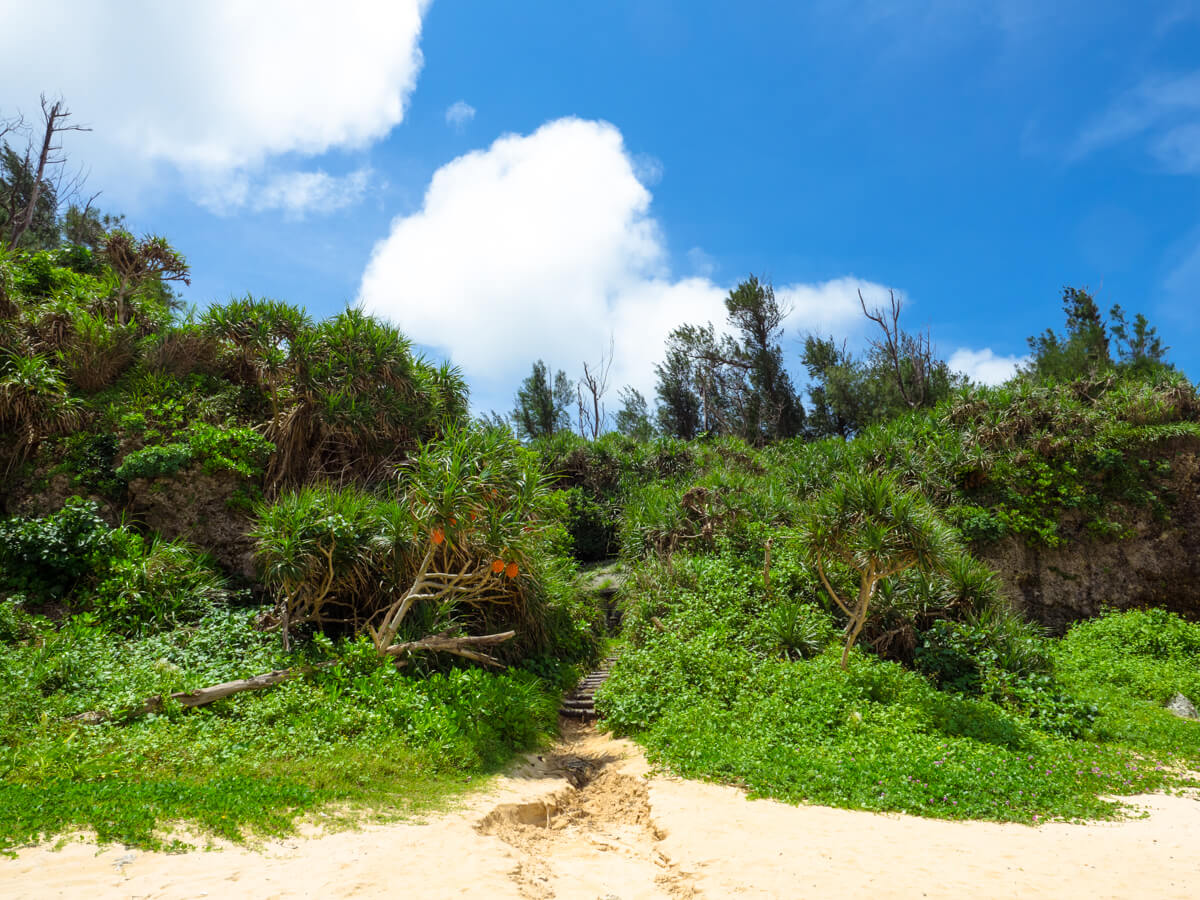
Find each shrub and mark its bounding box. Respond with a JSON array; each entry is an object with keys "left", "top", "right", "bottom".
[
  {"left": 915, "top": 616, "right": 1095, "bottom": 738},
  {"left": 800, "top": 471, "right": 960, "bottom": 667},
  {"left": 114, "top": 424, "right": 273, "bottom": 482},
  {"left": 114, "top": 442, "right": 194, "bottom": 481},
  {"left": 254, "top": 426, "right": 572, "bottom": 654},
  {"left": 0, "top": 498, "right": 115, "bottom": 598},
  {"left": 561, "top": 486, "right": 617, "bottom": 561},
  {"left": 90, "top": 534, "right": 229, "bottom": 632},
  {"left": 0, "top": 499, "right": 227, "bottom": 631},
  {"left": 58, "top": 311, "right": 137, "bottom": 392},
  {"left": 753, "top": 599, "right": 835, "bottom": 660}
]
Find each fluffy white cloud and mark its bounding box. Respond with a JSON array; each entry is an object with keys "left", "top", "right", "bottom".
[
  {"left": 358, "top": 117, "right": 896, "bottom": 413},
  {"left": 948, "top": 347, "right": 1026, "bottom": 385},
  {"left": 445, "top": 101, "right": 477, "bottom": 131},
  {"left": 0, "top": 1, "right": 429, "bottom": 209}
]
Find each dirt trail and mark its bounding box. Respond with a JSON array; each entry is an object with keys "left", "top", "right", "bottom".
[
  {"left": 3, "top": 722, "right": 1200, "bottom": 899},
  {"left": 475, "top": 720, "right": 696, "bottom": 899}
]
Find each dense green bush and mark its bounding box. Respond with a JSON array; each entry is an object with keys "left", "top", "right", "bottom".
[
  {"left": 0, "top": 500, "right": 228, "bottom": 632},
  {"left": 560, "top": 486, "right": 617, "bottom": 560},
  {"left": 114, "top": 423, "right": 273, "bottom": 482},
  {"left": 0, "top": 498, "right": 115, "bottom": 597}
]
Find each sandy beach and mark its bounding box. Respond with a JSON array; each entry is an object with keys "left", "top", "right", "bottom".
[{"left": 3, "top": 724, "right": 1198, "bottom": 900}]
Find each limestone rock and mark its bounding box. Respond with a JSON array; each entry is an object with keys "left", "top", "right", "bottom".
[{"left": 1166, "top": 693, "right": 1199, "bottom": 720}]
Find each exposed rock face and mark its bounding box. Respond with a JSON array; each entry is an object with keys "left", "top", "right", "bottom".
[
  {"left": 6, "top": 470, "right": 118, "bottom": 524},
  {"left": 1167, "top": 693, "right": 1198, "bottom": 720},
  {"left": 126, "top": 466, "right": 258, "bottom": 581},
  {"left": 977, "top": 437, "right": 1200, "bottom": 633}
]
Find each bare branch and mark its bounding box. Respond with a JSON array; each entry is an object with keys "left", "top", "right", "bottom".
[
  {"left": 858, "top": 288, "right": 936, "bottom": 409},
  {"left": 8, "top": 95, "right": 92, "bottom": 247},
  {"left": 577, "top": 335, "right": 615, "bottom": 439}
]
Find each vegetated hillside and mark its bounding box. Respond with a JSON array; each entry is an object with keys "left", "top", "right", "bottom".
[
  {"left": 0, "top": 244, "right": 603, "bottom": 851},
  {"left": 545, "top": 373, "right": 1200, "bottom": 628},
  {"left": 541, "top": 373, "right": 1200, "bottom": 822},
  {"left": 4, "top": 236, "right": 1200, "bottom": 844}
]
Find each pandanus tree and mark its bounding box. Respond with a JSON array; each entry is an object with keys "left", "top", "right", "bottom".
[
  {"left": 0, "top": 350, "right": 79, "bottom": 472},
  {"left": 800, "top": 471, "right": 958, "bottom": 668},
  {"left": 253, "top": 425, "right": 554, "bottom": 656},
  {"left": 201, "top": 296, "right": 312, "bottom": 416},
  {"left": 266, "top": 309, "right": 468, "bottom": 486}
]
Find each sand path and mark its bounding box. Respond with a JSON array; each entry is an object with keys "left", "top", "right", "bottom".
[{"left": 3, "top": 722, "right": 1199, "bottom": 899}]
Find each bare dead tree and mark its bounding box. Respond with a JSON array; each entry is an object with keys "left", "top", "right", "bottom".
[
  {"left": 577, "top": 335, "right": 614, "bottom": 439},
  {"left": 8, "top": 95, "right": 91, "bottom": 248},
  {"left": 858, "top": 288, "right": 936, "bottom": 409}
]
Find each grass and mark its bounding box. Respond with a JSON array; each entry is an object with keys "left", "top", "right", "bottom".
[
  {"left": 0, "top": 607, "right": 575, "bottom": 853},
  {"left": 597, "top": 552, "right": 1200, "bottom": 824}
]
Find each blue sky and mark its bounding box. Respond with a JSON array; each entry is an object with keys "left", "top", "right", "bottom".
[{"left": 2, "top": 1, "right": 1198, "bottom": 415}]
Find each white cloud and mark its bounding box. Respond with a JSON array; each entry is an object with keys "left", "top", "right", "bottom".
[
  {"left": 358, "top": 117, "right": 897, "bottom": 412},
  {"left": 631, "top": 153, "right": 665, "bottom": 187},
  {"left": 948, "top": 347, "right": 1027, "bottom": 385},
  {"left": 0, "top": 1, "right": 429, "bottom": 205},
  {"left": 250, "top": 167, "right": 372, "bottom": 218},
  {"left": 445, "top": 101, "right": 476, "bottom": 131},
  {"left": 778, "top": 278, "right": 896, "bottom": 338},
  {"left": 1074, "top": 70, "right": 1200, "bottom": 172}
]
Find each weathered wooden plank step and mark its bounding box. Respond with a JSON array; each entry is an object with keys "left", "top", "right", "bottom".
[{"left": 558, "top": 655, "right": 620, "bottom": 719}]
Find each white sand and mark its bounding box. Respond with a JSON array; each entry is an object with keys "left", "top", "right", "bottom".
[{"left": 3, "top": 725, "right": 1198, "bottom": 899}]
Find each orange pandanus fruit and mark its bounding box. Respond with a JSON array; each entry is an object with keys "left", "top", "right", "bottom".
[
  {"left": 431, "top": 527, "right": 445, "bottom": 545},
  {"left": 490, "top": 559, "right": 505, "bottom": 574},
  {"left": 505, "top": 561, "right": 519, "bottom": 578}
]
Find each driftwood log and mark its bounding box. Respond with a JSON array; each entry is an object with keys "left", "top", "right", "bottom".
[{"left": 70, "top": 631, "right": 515, "bottom": 724}]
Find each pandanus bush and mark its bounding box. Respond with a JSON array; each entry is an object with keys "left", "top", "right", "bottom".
[
  {"left": 799, "top": 471, "right": 958, "bottom": 668},
  {"left": 0, "top": 350, "right": 80, "bottom": 471},
  {"left": 201, "top": 295, "right": 311, "bottom": 414},
  {"left": 253, "top": 426, "right": 555, "bottom": 654},
  {"left": 265, "top": 309, "right": 468, "bottom": 486},
  {"left": 57, "top": 309, "right": 137, "bottom": 392}
]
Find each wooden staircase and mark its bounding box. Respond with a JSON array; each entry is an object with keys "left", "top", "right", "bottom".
[{"left": 559, "top": 655, "right": 618, "bottom": 719}]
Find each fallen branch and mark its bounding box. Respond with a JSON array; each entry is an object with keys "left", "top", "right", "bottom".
[
  {"left": 70, "top": 630, "right": 516, "bottom": 724},
  {"left": 383, "top": 630, "right": 515, "bottom": 668}
]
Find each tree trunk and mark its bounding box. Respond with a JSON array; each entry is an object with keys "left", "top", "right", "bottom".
[{"left": 840, "top": 572, "right": 877, "bottom": 669}]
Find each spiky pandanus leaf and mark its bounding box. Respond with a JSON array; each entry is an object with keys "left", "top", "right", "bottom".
[{"left": 800, "top": 471, "right": 959, "bottom": 668}]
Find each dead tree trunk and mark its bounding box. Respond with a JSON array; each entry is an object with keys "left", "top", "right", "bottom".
[{"left": 9, "top": 96, "right": 88, "bottom": 248}]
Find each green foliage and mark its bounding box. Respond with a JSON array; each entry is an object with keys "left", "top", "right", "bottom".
[
  {"left": 1025, "top": 288, "right": 1171, "bottom": 382},
  {"left": 914, "top": 616, "right": 1096, "bottom": 738},
  {"left": 800, "top": 471, "right": 960, "bottom": 667},
  {"left": 512, "top": 359, "right": 574, "bottom": 441},
  {"left": 114, "top": 423, "right": 273, "bottom": 482},
  {"left": 599, "top": 553, "right": 1199, "bottom": 823},
  {"left": 90, "top": 534, "right": 229, "bottom": 632},
  {"left": 0, "top": 500, "right": 227, "bottom": 632},
  {"left": 0, "top": 609, "right": 565, "bottom": 851},
  {"left": 0, "top": 498, "right": 114, "bottom": 597},
  {"left": 253, "top": 426, "right": 597, "bottom": 660},
  {"left": 267, "top": 308, "right": 465, "bottom": 485},
  {"left": 57, "top": 310, "right": 137, "bottom": 392},
  {"left": 753, "top": 597, "right": 835, "bottom": 660},
  {"left": 614, "top": 386, "right": 655, "bottom": 440},
  {"left": 801, "top": 294, "right": 958, "bottom": 439},
  {"left": 58, "top": 431, "right": 122, "bottom": 496},
  {"left": 113, "top": 442, "right": 193, "bottom": 481},
  {"left": 560, "top": 486, "right": 618, "bottom": 561}
]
